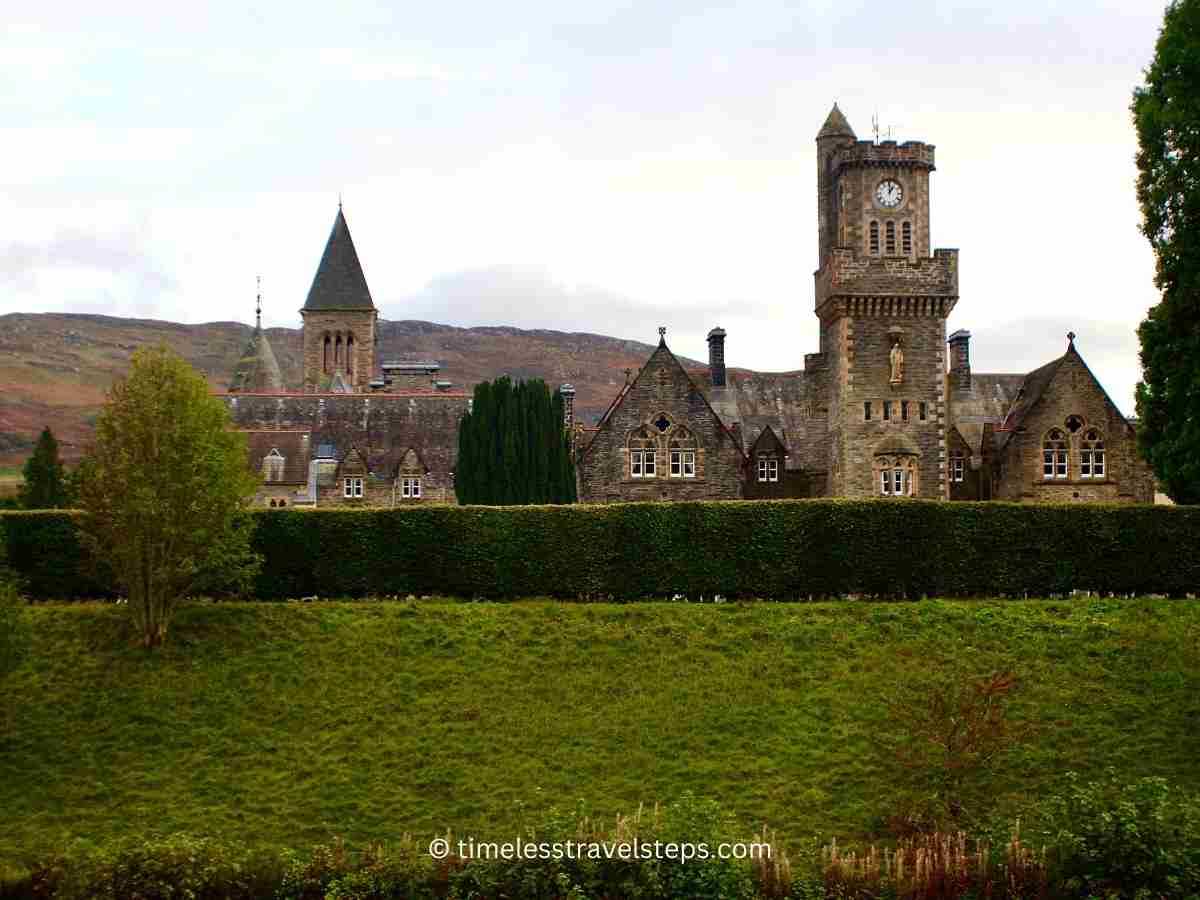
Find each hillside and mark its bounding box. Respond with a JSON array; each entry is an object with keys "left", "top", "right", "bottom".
[
  {"left": 3, "top": 598, "right": 1199, "bottom": 863},
  {"left": 0, "top": 312, "right": 738, "bottom": 465}
]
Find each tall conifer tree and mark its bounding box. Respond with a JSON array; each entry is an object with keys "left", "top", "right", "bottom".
[
  {"left": 19, "top": 427, "right": 69, "bottom": 509},
  {"left": 455, "top": 378, "right": 576, "bottom": 505}
]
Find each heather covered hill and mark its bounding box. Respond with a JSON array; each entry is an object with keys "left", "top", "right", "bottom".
[{"left": 0, "top": 312, "right": 766, "bottom": 465}]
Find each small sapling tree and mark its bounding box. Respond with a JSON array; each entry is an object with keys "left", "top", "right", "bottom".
[{"left": 76, "top": 345, "right": 260, "bottom": 647}]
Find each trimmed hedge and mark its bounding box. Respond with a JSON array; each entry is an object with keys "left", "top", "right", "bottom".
[{"left": 3, "top": 500, "right": 1199, "bottom": 600}]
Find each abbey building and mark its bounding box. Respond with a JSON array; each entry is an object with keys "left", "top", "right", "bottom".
[
  {"left": 576, "top": 105, "right": 1155, "bottom": 504},
  {"left": 222, "top": 106, "right": 1153, "bottom": 507}
]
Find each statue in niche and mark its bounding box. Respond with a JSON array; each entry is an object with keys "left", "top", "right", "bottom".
[{"left": 889, "top": 335, "right": 905, "bottom": 385}]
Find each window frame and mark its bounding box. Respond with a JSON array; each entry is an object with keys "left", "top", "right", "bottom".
[
  {"left": 401, "top": 476, "right": 422, "bottom": 498},
  {"left": 951, "top": 451, "right": 965, "bottom": 483},
  {"left": 869, "top": 221, "right": 880, "bottom": 255},
  {"left": 1043, "top": 429, "right": 1068, "bottom": 480}
]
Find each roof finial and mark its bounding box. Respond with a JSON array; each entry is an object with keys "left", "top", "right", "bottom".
[
  {"left": 338, "top": 192, "right": 343, "bottom": 212},
  {"left": 657, "top": 326, "right": 667, "bottom": 346},
  {"left": 255, "top": 275, "right": 262, "bottom": 331},
  {"left": 1067, "top": 330, "right": 1076, "bottom": 347}
]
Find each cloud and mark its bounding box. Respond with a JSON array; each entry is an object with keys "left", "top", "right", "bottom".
[
  {"left": 0, "top": 229, "right": 177, "bottom": 318},
  {"left": 386, "top": 265, "right": 769, "bottom": 340}
]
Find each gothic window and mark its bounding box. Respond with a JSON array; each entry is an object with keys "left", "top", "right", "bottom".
[
  {"left": 901, "top": 400, "right": 909, "bottom": 422},
  {"left": 335, "top": 334, "right": 344, "bottom": 369},
  {"left": 902, "top": 221, "right": 912, "bottom": 255},
  {"left": 876, "top": 456, "right": 917, "bottom": 496},
  {"left": 269, "top": 499, "right": 277, "bottom": 507},
  {"left": 669, "top": 426, "right": 696, "bottom": 478},
  {"left": 951, "top": 450, "right": 965, "bottom": 482},
  {"left": 869, "top": 221, "right": 880, "bottom": 255},
  {"left": 346, "top": 334, "right": 355, "bottom": 374},
  {"left": 323, "top": 334, "right": 332, "bottom": 374},
  {"left": 883, "top": 400, "right": 892, "bottom": 421},
  {"left": 343, "top": 476, "right": 364, "bottom": 498},
  {"left": 1043, "top": 429, "right": 1068, "bottom": 479},
  {"left": 401, "top": 476, "right": 422, "bottom": 498},
  {"left": 757, "top": 455, "right": 779, "bottom": 482},
  {"left": 885, "top": 220, "right": 896, "bottom": 254},
  {"left": 864, "top": 401, "right": 873, "bottom": 421},
  {"left": 1065, "top": 415, "right": 1084, "bottom": 434},
  {"left": 1080, "top": 429, "right": 1105, "bottom": 478},
  {"left": 628, "top": 427, "right": 657, "bottom": 479}
]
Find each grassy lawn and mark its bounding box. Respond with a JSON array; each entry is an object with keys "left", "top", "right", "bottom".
[
  {"left": 2, "top": 598, "right": 1199, "bottom": 864},
  {"left": 0, "top": 467, "right": 21, "bottom": 500}
]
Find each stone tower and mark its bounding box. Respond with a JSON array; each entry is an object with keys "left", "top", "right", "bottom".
[
  {"left": 813, "top": 105, "right": 959, "bottom": 499},
  {"left": 300, "top": 206, "right": 378, "bottom": 393},
  {"left": 229, "top": 280, "right": 284, "bottom": 393}
]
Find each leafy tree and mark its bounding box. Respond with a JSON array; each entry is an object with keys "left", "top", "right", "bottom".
[
  {"left": 456, "top": 378, "right": 576, "bottom": 505},
  {"left": 19, "top": 427, "right": 69, "bottom": 509},
  {"left": 76, "top": 345, "right": 261, "bottom": 647},
  {"left": 1133, "top": 0, "right": 1200, "bottom": 504}
]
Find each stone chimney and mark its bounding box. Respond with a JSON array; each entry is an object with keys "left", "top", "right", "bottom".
[
  {"left": 707, "top": 327, "right": 727, "bottom": 387},
  {"left": 948, "top": 329, "right": 971, "bottom": 381},
  {"left": 559, "top": 383, "right": 576, "bottom": 429}
]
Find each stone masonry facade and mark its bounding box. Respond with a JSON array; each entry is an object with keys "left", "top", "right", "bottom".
[{"left": 578, "top": 105, "right": 1154, "bottom": 505}]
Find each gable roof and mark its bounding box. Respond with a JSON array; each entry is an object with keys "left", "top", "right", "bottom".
[
  {"left": 582, "top": 338, "right": 747, "bottom": 463},
  {"left": 997, "top": 339, "right": 1135, "bottom": 448},
  {"left": 242, "top": 430, "right": 311, "bottom": 484},
  {"left": 302, "top": 208, "right": 376, "bottom": 312}
]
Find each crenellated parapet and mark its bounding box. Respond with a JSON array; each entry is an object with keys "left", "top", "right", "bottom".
[
  {"left": 815, "top": 248, "right": 958, "bottom": 320},
  {"left": 833, "top": 140, "right": 935, "bottom": 173}
]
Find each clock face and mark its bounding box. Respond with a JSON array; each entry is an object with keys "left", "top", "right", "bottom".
[{"left": 875, "top": 179, "right": 903, "bottom": 208}]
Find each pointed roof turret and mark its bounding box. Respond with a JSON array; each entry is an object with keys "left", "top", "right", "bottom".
[
  {"left": 301, "top": 207, "right": 376, "bottom": 312},
  {"left": 230, "top": 281, "right": 284, "bottom": 392},
  {"left": 817, "top": 103, "right": 856, "bottom": 140}
]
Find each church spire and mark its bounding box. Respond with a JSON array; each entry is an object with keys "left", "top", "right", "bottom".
[
  {"left": 230, "top": 277, "right": 284, "bottom": 393},
  {"left": 255, "top": 275, "right": 262, "bottom": 330},
  {"left": 301, "top": 206, "right": 376, "bottom": 312}
]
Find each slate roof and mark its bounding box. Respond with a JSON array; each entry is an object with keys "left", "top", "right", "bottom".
[
  {"left": 817, "top": 103, "right": 856, "bottom": 140},
  {"left": 243, "top": 430, "right": 312, "bottom": 484},
  {"left": 229, "top": 326, "right": 284, "bottom": 393},
  {"left": 997, "top": 355, "right": 1067, "bottom": 442},
  {"left": 302, "top": 208, "right": 376, "bottom": 311}
]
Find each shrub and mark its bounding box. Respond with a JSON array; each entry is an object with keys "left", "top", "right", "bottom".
[
  {"left": 3, "top": 500, "right": 1200, "bottom": 601},
  {"left": 1038, "top": 770, "right": 1200, "bottom": 898}
]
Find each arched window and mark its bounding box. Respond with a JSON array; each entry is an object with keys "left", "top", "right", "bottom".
[
  {"left": 902, "top": 221, "right": 912, "bottom": 255},
  {"left": 279, "top": 498, "right": 287, "bottom": 507},
  {"left": 1043, "top": 429, "right": 1068, "bottom": 479},
  {"left": 869, "top": 221, "right": 880, "bottom": 255},
  {"left": 668, "top": 426, "right": 697, "bottom": 478},
  {"left": 269, "top": 498, "right": 277, "bottom": 508},
  {"left": 885, "top": 221, "right": 896, "bottom": 254},
  {"left": 335, "top": 334, "right": 343, "bottom": 369},
  {"left": 323, "top": 334, "right": 332, "bottom": 374},
  {"left": 876, "top": 455, "right": 917, "bottom": 496},
  {"left": 628, "top": 426, "right": 657, "bottom": 479},
  {"left": 1081, "top": 429, "right": 1105, "bottom": 478},
  {"left": 346, "top": 334, "right": 355, "bottom": 374}
]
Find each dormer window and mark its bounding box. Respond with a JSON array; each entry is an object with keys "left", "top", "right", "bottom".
[{"left": 757, "top": 455, "right": 779, "bottom": 483}]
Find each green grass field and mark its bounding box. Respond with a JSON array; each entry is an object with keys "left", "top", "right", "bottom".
[{"left": 3, "top": 598, "right": 1199, "bottom": 864}]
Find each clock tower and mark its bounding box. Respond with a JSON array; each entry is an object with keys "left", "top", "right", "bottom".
[{"left": 813, "top": 104, "right": 959, "bottom": 499}]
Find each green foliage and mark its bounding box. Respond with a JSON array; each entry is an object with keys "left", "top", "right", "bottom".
[
  {"left": 2, "top": 599, "right": 1199, "bottom": 868},
  {"left": 3, "top": 500, "right": 1200, "bottom": 600},
  {"left": 456, "top": 377, "right": 576, "bottom": 505},
  {"left": 1038, "top": 770, "right": 1200, "bottom": 898},
  {"left": 75, "top": 345, "right": 261, "bottom": 646},
  {"left": 1133, "top": 0, "right": 1200, "bottom": 504},
  {"left": 17, "top": 428, "right": 68, "bottom": 510}
]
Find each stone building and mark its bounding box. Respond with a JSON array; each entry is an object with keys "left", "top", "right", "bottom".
[
  {"left": 224, "top": 206, "right": 469, "bottom": 507},
  {"left": 577, "top": 105, "right": 1154, "bottom": 504}
]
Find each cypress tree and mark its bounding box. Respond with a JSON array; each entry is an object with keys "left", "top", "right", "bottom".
[
  {"left": 454, "top": 378, "right": 577, "bottom": 505},
  {"left": 19, "top": 426, "right": 68, "bottom": 509}
]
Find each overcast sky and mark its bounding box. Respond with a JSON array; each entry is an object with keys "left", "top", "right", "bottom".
[{"left": 2, "top": 1, "right": 1167, "bottom": 412}]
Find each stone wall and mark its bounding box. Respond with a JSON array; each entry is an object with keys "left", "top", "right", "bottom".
[
  {"left": 992, "top": 352, "right": 1154, "bottom": 503},
  {"left": 577, "top": 344, "right": 745, "bottom": 503},
  {"left": 300, "top": 309, "right": 377, "bottom": 393}
]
